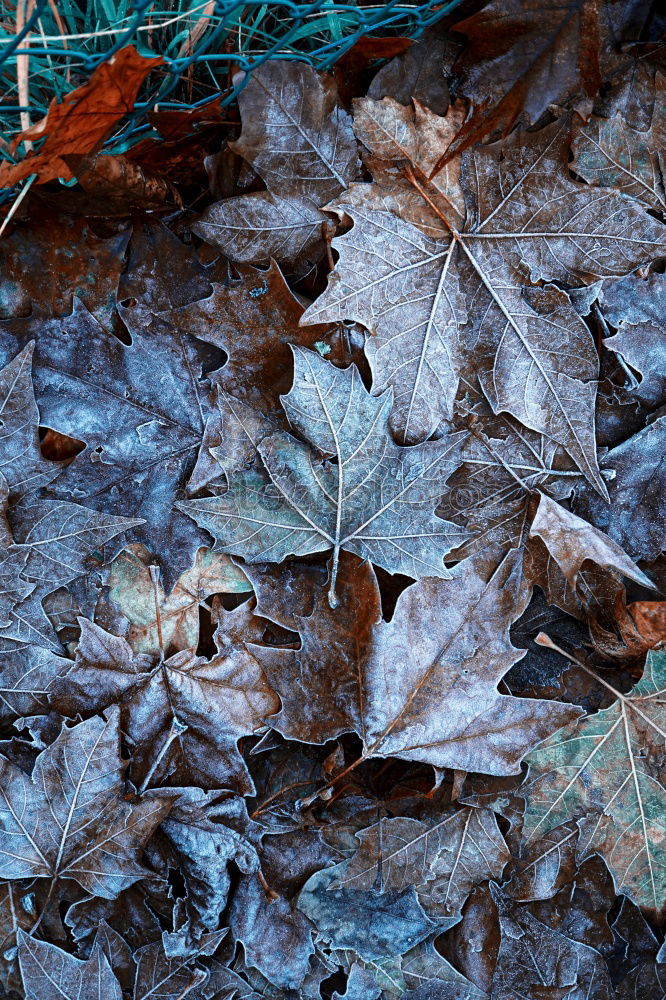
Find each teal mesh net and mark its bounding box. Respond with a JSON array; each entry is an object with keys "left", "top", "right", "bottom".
[{"left": 0, "top": 0, "right": 464, "bottom": 190}]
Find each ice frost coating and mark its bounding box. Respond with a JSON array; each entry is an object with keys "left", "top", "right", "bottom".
[
  {"left": 303, "top": 114, "right": 665, "bottom": 488},
  {"left": 178, "top": 347, "right": 467, "bottom": 607}
]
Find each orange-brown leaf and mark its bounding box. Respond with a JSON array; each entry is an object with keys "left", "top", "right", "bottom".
[{"left": 0, "top": 46, "right": 162, "bottom": 187}]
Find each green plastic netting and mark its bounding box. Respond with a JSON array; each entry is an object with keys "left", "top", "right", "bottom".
[{"left": 0, "top": 0, "right": 464, "bottom": 193}]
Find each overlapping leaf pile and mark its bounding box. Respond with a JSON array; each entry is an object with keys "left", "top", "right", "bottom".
[{"left": 1, "top": 4, "right": 666, "bottom": 998}]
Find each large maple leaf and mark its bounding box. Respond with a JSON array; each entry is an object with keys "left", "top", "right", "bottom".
[
  {"left": 246, "top": 547, "right": 578, "bottom": 774},
  {"left": 178, "top": 347, "right": 466, "bottom": 606},
  {"left": 302, "top": 116, "right": 665, "bottom": 488},
  {"left": 52, "top": 616, "right": 278, "bottom": 794},
  {"left": 523, "top": 648, "right": 666, "bottom": 912},
  {"left": 0, "top": 708, "right": 170, "bottom": 899}
]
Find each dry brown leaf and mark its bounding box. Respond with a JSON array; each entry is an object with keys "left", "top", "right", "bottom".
[
  {"left": 63, "top": 152, "right": 183, "bottom": 209},
  {"left": 0, "top": 46, "right": 162, "bottom": 187}
]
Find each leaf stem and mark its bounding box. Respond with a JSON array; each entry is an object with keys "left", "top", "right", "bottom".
[
  {"left": 402, "top": 163, "right": 459, "bottom": 237},
  {"left": 536, "top": 632, "right": 627, "bottom": 703},
  {"left": 328, "top": 544, "right": 341, "bottom": 608},
  {"left": 149, "top": 564, "right": 164, "bottom": 659},
  {"left": 28, "top": 879, "right": 55, "bottom": 937},
  {"left": 138, "top": 716, "right": 188, "bottom": 794}
]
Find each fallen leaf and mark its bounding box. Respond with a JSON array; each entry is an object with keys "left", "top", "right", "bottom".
[
  {"left": 447, "top": 0, "right": 604, "bottom": 155},
  {"left": 573, "top": 413, "right": 666, "bottom": 562},
  {"left": 0, "top": 27, "right": 664, "bottom": 993},
  {"left": 523, "top": 648, "right": 666, "bottom": 911},
  {"left": 162, "top": 258, "right": 341, "bottom": 419},
  {"left": 249, "top": 547, "right": 578, "bottom": 774},
  {"left": 350, "top": 95, "right": 466, "bottom": 234},
  {"left": 63, "top": 151, "right": 183, "bottom": 210},
  {"left": 505, "top": 821, "right": 579, "bottom": 902},
  {"left": 328, "top": 938, "right": 485, "bottom": 999},
  {"left": 589, "top": 596, "right": 666, "bottom": 662},
  {"left": 178, "top": 347, "right": 466, "bottom": 606},
  {"left": 0, "top": 46, "right": 163, "bottom": 187},
  {"left": 0, "top": 343, "right": 61, "bottom": 500},
  {"left": 0, "top": 708, "right": 170, "bottom": 899},
  {"left": 0, "top": 206, "right": 129, "bottom": 325},
  {"left": 302, "top": 119, "right": 664, "bottom": 472},
  {"left": 298, "top": 865, "right": 434, "bottom": 962},
  {"left": 329, "top": 806, "right": 510, "bottom": 926},
  {"left": 490, "top": 886, "right": 612, "bottom": 999},
  {"left": 52, "top": 616, "right": 278, "bottom": 793},
  {"left": 17, "top": 932, "right": 122, "bottom": 1000},
  {"left": 333, "top": 35, "right": 414, "bottom": 109},
  {"left": 572, "top": 101, "right": 666, "bottom": 213},
  {"left": 155, "top": 787, "right": 259, "bottom": 939},
  {"left": 0, "top": 642, "right": 72, "bottom": 724},
  {"left": 528, "top": 492, "right": 654, "bottom": 592},
  {"left": 193, "top": 61, "right": 360, "bottom": 266},
  {"left": 231, "top": 873, "right": 315, "bottom": 990},
  {"left": 102, "top": 543, "right": 250, "bottom": 657},
  {"left": 367, "top": 34, "right": 456, "bottom": 116},
  {"left": 0, "top": 296, "right": 217, "bottom": 587}
]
